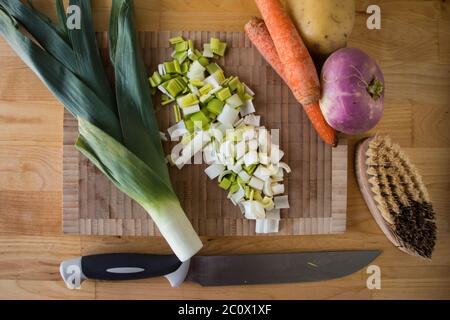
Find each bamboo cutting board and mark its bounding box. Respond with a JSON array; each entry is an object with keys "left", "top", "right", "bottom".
[{"left": 62, "top": 31, "right": 347, "bottom": 236}]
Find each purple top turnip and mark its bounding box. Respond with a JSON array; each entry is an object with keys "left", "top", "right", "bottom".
[{"left": 319, "top": 48, "right": 384, "bottom": 135}]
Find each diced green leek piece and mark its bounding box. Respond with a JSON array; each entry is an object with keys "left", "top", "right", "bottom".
[
  {"left": 206, "top": 98, "right": 225, "bottom": 115},
  {"left": 221, "top": 77, "right": 232, "bottom": 87},
  {"left": 189, "top": 79, "right": 205, "bottom": 87},
  {"left": 164, "top": 60, "right": 181, "bottom": 74},
  {"left": 214, "top": 70, "right": 226, "bottom": 83},
  {"left": 188, "top": 39, "right": 194, "bottom": 50},
  {"left": 199, "top": 83, "right": 213, "bottom": 96},
  {"left": 206, "top": 63, "right": 222, "bottom": 75},
  {"left": 169, "top": 36, "right": 185, "bottom": 44},
  {"left": 161, "top": 94, "right": 174, "bottom": 106},
  {"left": 242, "top": 93, "right": 253, "bottom": 101},
  {"left": 161, "top": 74, "right": 172, "bottom": 82},
  {"left": 200, "top": 94, "right": 214, "bottom": 104},
  {"left": 190, "top": 111, "right": 210, "bottom": 130},
  {"left": 230, "top": 182, "right": 239, "bottom": 193},
  {"left": 184, "top": 119, "right": 194, "bottom": 133},
  {"left": 188, "top": 51, "right": 198, "bottom": 61},
  {"left": 216, "top": 87, "right": 232, "bottom": 101},
  {"left": 253, "top": 189, "right": 262, "bottom": 201},
  {"left": 244, "top": 185, "right": 251, "bottom": 199},
  {"left": 177, "top": 93, "right": 199, "bottom": 107},
  {"left": 174, "top": 60, "right": 181, "bottom": 73},
  {"left": 164, "top": 78, "right": 185, "bottom": 97},
  {"left": 210, "top": 37, "right": 227, "bottom": 56},
  {"left": 200, "top": 106, "right": 209, "bottom": 116},
  {"left": 173, "top": 104, "right": 182, "bottom": 122},
  {"left": 208, "top": 112, "right": 217, "bottom": 120},
  {"left": 230, "top": 173, "right": 237, "bottom": 183},
  {"left": 149, "top": 71, "right": 162, "bottom": 87},
  {"left": 236, "top": 176, "right": 245, "bottom": 186},
  {"left": 175, "top": 40, "right": 188, "bottom": 52},
  {"left": 198, "top": 56, "right": 209, "bottom": 67},
  {"left": 194, "top": 48, "right": 203, "bottom": 57},
  {"left": 180, "top": 61, "right": 190, "bottom": 74},
  {"left": 172, "top": 51, "right": 188, "bottom": 64},
  {"left": 244, "top": 164, "right": 257, "bottom": 175},
  {"left": 182, "top": 86, "right": 190, "bottom": 94},
  {"left": 219, "top": 177, "right": 231, "bottom": 190},
  {"left": 228, "top": 76, "right": 241, "bottom": 92},
  {"left": 236, "top": 81, "right": 245, "bottom": 96}
]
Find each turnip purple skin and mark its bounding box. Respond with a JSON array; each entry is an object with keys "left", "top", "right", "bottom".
[{"left": 319, "top": 48, "right": 384, "bottom": 135}]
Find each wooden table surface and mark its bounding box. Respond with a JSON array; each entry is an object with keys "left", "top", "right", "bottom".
[{"left": 0, "top": 0, "right": 449, "bottom": 300}]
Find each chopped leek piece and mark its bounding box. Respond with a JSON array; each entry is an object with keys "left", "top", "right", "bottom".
[
  {"left": 205, "top": 164, "right": 225, "bottom": 180},
  {"left": 189, "top": 79, "right": 205, "bottom": 87},
  {"left": 219, "top": 177, "right": 232, "bottom": 190},
  {"left": 177, "top": 93, "right": 199, "bottom": 107},
  {"left": 216, "top": 87, "right": 232, "bottom": 101},
  {"left": 206, "top": 63, "right": 222, "bottom": 75},
  {"left": 239, "top": 99, "right": 256, "bottom": 116},
  {"left": 181, "top": 104, "right": 200, "bottom": 117},
  {"left": 243, "top": 164, "right": 257, "bottom": 175},
  {"left": 217, "top": 104, "right": 239, "bottom": 126},
  {"left": 169, "top": 36, "right": 185, "bottom": 44},
  {"left": 190, "top": 111, "right": 210, "bottom": 129},
  {"left": 175, "top": 40, "right": 189, "bottom": 52},
  {"left": 206, "top": 98, "right": 225, "bottom": 115},
  {"left": 198, "top": 56, "right": 209, "bottom": 67},
  {"left": 210, "top": 37, "right": 227, "bottom": 56},
  {"left": 249, "top": 176, "right": 264, "bottom": 190},
  {"left": 172, "top": 51, "right": 188, "bottom": 64},
  {"left": 173, "top": 104, "right": 182, "bottom": 122},
  {"left": 230, "top": 182, "right": 240, "bottom": 193},
  {"left": 226, "top": 94, "right": 243, "bottom": 108},
  {"left": 203, "top": 43, "right": 214, "bottom": 58},
  {"left": 188, "top": 39, "right": 194, "bottom": 50},
  {"left": 199, "top": 83, "right": 213, "bottom": 96},
  {"left": 149, "top": 71, "right": 162, "bottom": 87},
  {"left": 228, "top": 77, "right": 241, "bottom": 92},
  {"left": 242, "top": 200, "right": 265, "bottom": 219}
]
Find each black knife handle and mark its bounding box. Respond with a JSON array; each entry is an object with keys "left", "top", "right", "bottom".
[{"left": 81, "top": 253, "right": 182, "bottom": 281}]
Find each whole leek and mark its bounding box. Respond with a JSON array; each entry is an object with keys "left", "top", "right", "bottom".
[{"left": 0, "top": 0, "right": 202, "bottom": 261}]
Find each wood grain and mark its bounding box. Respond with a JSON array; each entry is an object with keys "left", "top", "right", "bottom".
[
  {"left": 0, "top": 0, "right": 449, "bottom": 299},
  {"left": 62, "top": 31, "right": 348, "bottom": 237}
]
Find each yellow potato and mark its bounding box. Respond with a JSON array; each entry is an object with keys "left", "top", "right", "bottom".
[{"left": 286, "top": 0, "right": 355, "bottom": 56}]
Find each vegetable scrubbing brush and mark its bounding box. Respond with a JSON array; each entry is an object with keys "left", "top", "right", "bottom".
[{"left": 356, "top": 135, "right": 437, "bottom": 258}]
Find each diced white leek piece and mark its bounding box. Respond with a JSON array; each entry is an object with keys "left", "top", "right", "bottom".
[
  {"left": 225, "top": 156, "right": 235, "bottom": 168},
  {"left": 181, "top": 104, "right": 200, "bottom": 116},
  {"left": 278, "top": 162, "right": 291, "bottom": 174},
  {"left": 231, "top": 186, "right": 245, "bottom": 204},
  {"left": 219, "top": 140, "right": 235, "bottom": 159},
  {"left": 271, "top": 183, "right": 285, "bottom": 195},
  {"left": 266, "top": 208, "right": 281, "bottom": 220},
  {"left": 272, "top": 167, "right": 284, "bottom": 180},
  {"left": 258, "top": 152, "right": 269, "bottom": 165},
  {"left": 262, "top": 196, "right": 275, "bottom": 210},
  {"left": 217, "top": 122, "right": 233, "bottom": 134},
  {"left": 202, "top": 143, "right": 217, "bottom": 164},
  {"left": 204, "top": 164, "right": 225, "bottom": 180},
  {"left": 233, "top": 117, "right": 244, "bottom": 128},
  {"left": 203, "top": 44, "right": 214, "bottom": 58},
  {"left": 189, "top": 60, "right": 205, "bottom": 74},
  {"left": 243, "top": 200, "right": 265, "bottom": 219},
  {"left": 255, "top": 219, "right": 280, "bottom": 234},
  {"left": 238, "top": 170, "right": 251, "bottom": 183},
  {"left": 236, "top": 140, "right": 247, "bottom": 159},
  {"left": 188, "top": 83, "right": 200, "bottom": 97},
  {"left": 203, "top": 74, "right": 221, "bottom": 89},
  {"left": 187, "top": 71, "right": 205, "bottom": 81},
  {"left": 218, "top": 169, "right": 232, "bottom": 182},
  {"left": 238, "top": 202, "right": 245, "bottom": 214},
  {"left": 248, "top": 139, "right": 258, "bottom": 151},
  {"left": 244, "top": 150, "right": 258, "bottom": 166},
  {"left": 210, "top": 85, "right": 223, "bottom": 95},
  {"left": 231, "top": 158, "right": 244, "bottom": 173},
  {"left": 243, "top": 83, "right": 255, "bottom": 96},
  {"left": 243, "top": 114, "right": 260, "bottom": 126},
  {"left": 158, "top": 64, "right": 166, "bottom": 76},
  {"left": 159, "top": 131, "right": 168, "bottom": 141},
  {"left": 199, "top": 92, "right": 212, "bottom": 104},
  {"left": 265, "top": 164, "right": 279, "bottom": 176},
  {"left": 249, "top": 176, "right": 264, "bottom": 190},
  {"left": 226, "top": 94, "right": 243, "bottom": 108},
  {"left": 216, "top": 152, "right": 226, "bottom": 165},
  {"left": 274, "top": 195, "right": 290, "bottom": 209},
  {"left": 167, "top": 121, "right": 188, "bottom": 141},
  {"left": 258, "top": 128, "right": 270, "bottom": 153},
  {"left": 263, "top": 179, "right": 273, "bottom": 197},
  {"left": 181, "top": 131, "right": 210, "bottom": 160},
  {"left": 217, "top": 104, "right": 239, "bottom": 126},
  {"left": 270, "top": 145, "right": 284, "bottom": 164},
  {"left": 242, "top": 127, "right": 256, "bottom": 141},
  {"left": 253, "top": 165, "right": 271, "bottom": 181},
  {"left": 239, "top": 99, "right": 256, "bottom": 116}
]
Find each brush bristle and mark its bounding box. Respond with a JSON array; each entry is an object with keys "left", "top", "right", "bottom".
[{"left": 365, "top": 136, "right": 437, "bottom": 258}]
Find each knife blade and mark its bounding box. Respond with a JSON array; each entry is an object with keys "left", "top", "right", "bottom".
[{"left": 60, "top": 250, "right": 380, "bottom": 289}]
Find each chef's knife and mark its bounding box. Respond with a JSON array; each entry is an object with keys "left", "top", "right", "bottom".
[{"left": 60, "top": 250, "right": 380, "bottom": 289}]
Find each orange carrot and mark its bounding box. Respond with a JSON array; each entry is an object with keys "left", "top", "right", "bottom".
[{"left": 245, "top": 15, "right": 337, "bottom": 146}]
